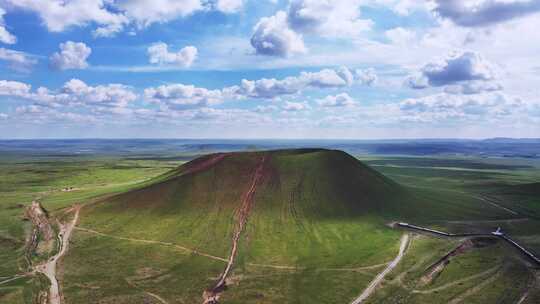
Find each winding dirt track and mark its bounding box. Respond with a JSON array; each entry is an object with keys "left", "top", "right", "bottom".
[
  {"left": 75, "top": 227, "right": 229, "bottom": 263},
  {"left": 412, "top": 265, "right": 500, "bottom": 294},
  {"left": 34, "top": 206, "right": 81, "bottom": 304},
  {"left": 0, "top": 274, "right": 29, "bottom": 286},
  {"left": 145, "top": 291, "right": 169, "bottom": 304},
  {"left": 516, "top": 272, "right": 536, "bottom": 304},
  {"left": 76, "top": 226, "right": 387, "bottom": 273},
  {"left": 447, "top": 268, "right": 502, "bottom": 304},
  {"left": 350, "top": 234, "right": 410, "bottom": 304},
  {"left": 477, "top": 196, "right": 519, "bottom": 216}
]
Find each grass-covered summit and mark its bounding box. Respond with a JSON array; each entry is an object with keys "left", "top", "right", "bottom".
[
  {"left": 112, "top": 148, "right": 405, "bottom": 218},
  {"left": 79, "top": 148, "right": 509, "bottom": 251}
]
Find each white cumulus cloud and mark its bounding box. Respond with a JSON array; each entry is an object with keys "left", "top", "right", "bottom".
[
  {"left": 144, "top": 83, "right": 230, "bottom": 109},
  {"left": 355, "top": 68, "right": 378, "bottom": 86},
  {"left": 49, "top": 41, "right": 92, "bottom": 70},
  {"left": 251, "top": 0, "right": 373, "bottom": 56},
  {"left": 0, "top": 8, "right": 16, "bottom": 44},
  {"left": 0, "top": 78, "right": 136, "bottom": 109},
  {"left": 234, "top": 67, "right": 353, "bottom": 99},
  {"left": 407, "top": 50, "right": 497, "bottom": 89},
  {"left": 250, "top": 11, "right": 307, "bottom": 57},
  {"left": 210, "top": 0, "right": 244, "bottom": 13},
  {"left": 147, "top": 43, "right": 197, "bottom": 67},
  {"left": 0, "top": 48, "right": 37, "bottom": 72},
  {"left": 2, "top": 0, "right": 244, "bottom": 37},
  {"left": 4, "top": 0, "right": 128, "bottom": 35},
  {"left": 433, "top": 0, "right": 540, "bottom": 27},
  {"left": 115, "top": 0, "right": 203, "bottom": 27},
  {"left": 287, "top": 0, "right": 372, "bottom": 38},
  {"left": 400, "top": 91, "right": 524, "bottom": 121},
  {"left": 0, "top": 79, "right": 31, "bottom": 96},
  {"left": 385, "top": 27, "right": 415, "bottom": 45},
  {"left": 282, "top": 101, "right": 309, "bottom": 111},
  {"left": 318, "top": 93, "right": 356, "bottom": 107},
  {"left": 60, "top": 79, "right": 136, "bottom": 107}
]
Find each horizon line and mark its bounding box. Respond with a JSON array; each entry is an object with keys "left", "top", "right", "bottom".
[{"left": 0, "top": 137, "right": 539, "bottom": 141}]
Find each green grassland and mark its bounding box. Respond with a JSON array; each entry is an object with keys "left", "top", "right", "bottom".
[
  {"left": 1, "top": 150, "right": 539, "bottom": 303},
  {"left": 366, "top": 234, "right": 533, "bottom": 304},
  {"left": 0, "top": 155, "right": 175, "bottom": 303},
  {"left": 358, "top": 155, "right": 540, "bottom": 303},
  {"left": 58, "top": 150, "right": 528, "bottom": 303}
]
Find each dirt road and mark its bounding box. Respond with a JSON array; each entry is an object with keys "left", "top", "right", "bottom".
[
  {"left": 350, "top": 234, "right": 410, "bottom": 304},
  {"left": 34, "top": 205, "right": 81, "bottom": 304}
]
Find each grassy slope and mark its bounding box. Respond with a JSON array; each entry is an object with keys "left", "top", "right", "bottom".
[
  {"left": 2, "top": 150, "right": 537, "bottom": 304},
  {"left": 359, "top": 156, "right": 540, "bottom": 304},
  {"left": 0, "top": 156, "right": 172, "bottom": 304},
  {"left": 62, "top": 149, "right": 511, "bottom": 303},
  {"left": 366, "top": 235, "right": 532, "bottom": 304}
]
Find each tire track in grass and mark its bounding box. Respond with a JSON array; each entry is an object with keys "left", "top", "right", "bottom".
[
  {"left": 125, "top": 277, "right": 170, "bottom": 304},
  {"left": 447, "top": 267, "right": 503, "bottom": 304},
  {"left": 412, "top": 265, "right": 500, "bottom": 294},
  {"left": 477, "top": 195, "right": 519, "bottom": 216},
  {"left": 76, "top": 226, "right": 387, "bottom": 272},
  {"left": 145, "top": 291, "right": 169, "bottom": 304},
  {"left": 75, "top": 226, "right": 229, "bottom": 263},
  {"left": 0, "top": 274, "right": 30, "bottom": 286},
  {"left": 517, "top": 273, "right": 536, "bottom": 304}
]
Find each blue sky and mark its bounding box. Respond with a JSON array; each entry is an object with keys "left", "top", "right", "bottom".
[{"left": 0, "top": 0, "right": 539, "bottom": 139}]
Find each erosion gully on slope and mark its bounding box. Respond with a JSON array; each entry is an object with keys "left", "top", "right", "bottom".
[
  {"left": 27, "top": 203, "right": 81, "bottom": 304},
  {"left": 419, "top": 239, "right": 476, "bottom": 286},
  {"left": 25, "top": 201, "right": 55, "bottom": 265},
  {"left": 203, "top": 154, "right": 268, "bottom": 304}
]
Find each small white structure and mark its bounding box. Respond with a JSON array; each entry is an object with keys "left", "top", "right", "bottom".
[{"left": 492, "top": 227, "right": 503, "bottom": 236}]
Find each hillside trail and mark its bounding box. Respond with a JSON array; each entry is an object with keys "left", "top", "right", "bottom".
[
  {"left": 0, "top": 274, "right": 30, "bottom": 286},
  {"left": 350, "top": 234, "right": 410, "bottom": 304},
  {"left": 447, "top": 267, "right": 503, "bottom": 304},
  {"left": 125, "top": 277, "right": 170, "bottom": 304},
  {"left": 516, "top": 271, "right": 537, "bottom": 304},
  {"left": 145, "top": 291, "right": 169, "bottom": 304},
  {"left": 34, "top": 205, "right": 81, "bottom": 304},
  {"left": 412, "top": 265, "right": 500, "bottom": 294},
  {"left": 405, "top": 184, "right": 522, "bottom": 218},
  {"left": 476, "top": 195, "right": 519, "bottom": 216},
  {"left": 76, "top": 226, "right": 388, "bottom": 273},
  {"left": 75, "top": 226, "right": 229, "bottom": 263},
  {"left": 203, "top": 155, "right": 268, "bottom": 304}
]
